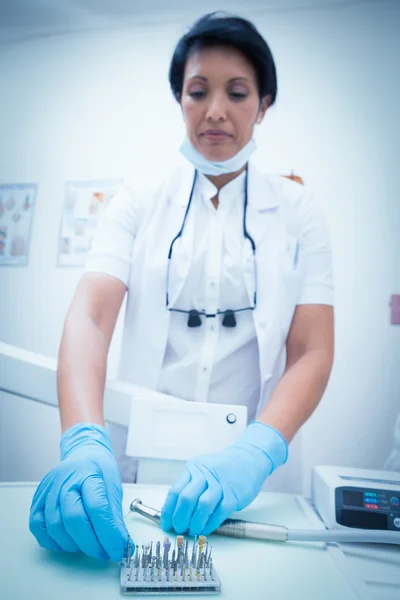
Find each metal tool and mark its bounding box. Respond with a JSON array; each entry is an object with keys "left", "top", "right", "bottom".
[
  {"left": 120, "top": 534, "right": 221, "bottom": 595},
  {"left": 129, "top": 497, "right": 287, "bottom": 541}
]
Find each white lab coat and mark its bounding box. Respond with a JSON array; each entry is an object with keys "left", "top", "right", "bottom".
[{"left": 86, "top": 158, "right": 334, "bottom": 419}]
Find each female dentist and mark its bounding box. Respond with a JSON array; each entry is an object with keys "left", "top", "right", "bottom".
[{"left": 29, "top": 12, "right": 334, "bottom": 562}]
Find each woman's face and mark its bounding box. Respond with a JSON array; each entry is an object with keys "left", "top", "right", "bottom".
[{"left": 180, "top": 45, "right": 270, "bottom": 161}]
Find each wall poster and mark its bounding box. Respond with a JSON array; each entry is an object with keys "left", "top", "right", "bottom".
[
  {"left": 0, "top": 183, "right": 37, "bottom": 266},
  {"left": 57, "top": 179, "right": 120, "bottom": 267}
]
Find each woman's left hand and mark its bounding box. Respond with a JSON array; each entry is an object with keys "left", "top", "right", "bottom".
[{"left": 160, "top": 421, "right": 288, "bottom": 536}]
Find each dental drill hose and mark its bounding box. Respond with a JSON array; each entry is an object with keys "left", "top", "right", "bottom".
[{"left": 129, "top": 498, "right": 400, "bottom": 545}]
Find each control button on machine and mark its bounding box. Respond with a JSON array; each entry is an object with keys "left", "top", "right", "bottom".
[
  {"left": 390, "top": 496, "right": 399, "bottom": 507},
  {"left": 393, "top": 517, "right": 400, "bottom": 528},
  {"left": 226, "top": 413, "right": 237, "bottom": 424}
]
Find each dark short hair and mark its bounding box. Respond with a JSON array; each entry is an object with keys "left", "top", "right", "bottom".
[{"left": 169, "top": 12, "right": 277, "bottom": 105}]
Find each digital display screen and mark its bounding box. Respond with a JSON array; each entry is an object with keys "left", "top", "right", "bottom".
[
  {"left": 340, "top": 509, "right": 388, "bottom": 530},
  {"left": 343, "top": 490, "right": 364, "bottom": 507}
]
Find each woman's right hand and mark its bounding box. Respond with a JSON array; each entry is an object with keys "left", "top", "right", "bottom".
[{"left": 29, "top": 423, "right": 132, "bottom": 562}]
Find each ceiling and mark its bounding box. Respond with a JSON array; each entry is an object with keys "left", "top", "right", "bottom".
[{"left": 0, "top": 0, "right": 386, "bottom": 46}]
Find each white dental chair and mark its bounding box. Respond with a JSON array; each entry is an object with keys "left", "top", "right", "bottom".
[{"left": 0, "top": 342, "right": 302, "bottom": 493}]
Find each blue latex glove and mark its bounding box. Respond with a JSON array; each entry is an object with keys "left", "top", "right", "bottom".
[
  {"left": 29, "top": 423, "right": 131, "bottom": 562},
  {"left": 160, "top": 421, "right": 288, "bottom": 536}
]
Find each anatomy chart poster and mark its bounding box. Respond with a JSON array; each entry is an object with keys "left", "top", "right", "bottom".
[
  {"left": 57, "top": 179, "right": 120, "bottom": 267},
  {"left": 0, "top": 183, "right": 37, "bottom": 266}
]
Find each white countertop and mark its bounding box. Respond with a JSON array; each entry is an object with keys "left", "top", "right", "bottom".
[{"left": 0, "top": 482, "right": 372, "bottom": 600}]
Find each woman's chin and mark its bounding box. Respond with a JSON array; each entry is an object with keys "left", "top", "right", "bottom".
[{"left": 198, "top": 147, "right": 237, "bottom": 163}]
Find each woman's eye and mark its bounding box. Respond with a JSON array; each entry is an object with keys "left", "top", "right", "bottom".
[
  {"left": 230, "top": 92, "right": 247, "bottom": 100},
  {"left": 189, "top": 91, "right": 206, "bottom": 99}
]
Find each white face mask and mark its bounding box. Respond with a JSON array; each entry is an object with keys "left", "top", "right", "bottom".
[{"left": 179, "top": 137, "right": 257, "bottom": 176}]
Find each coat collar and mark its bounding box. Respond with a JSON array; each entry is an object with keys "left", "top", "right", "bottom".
[{"left": 167, "top": 159, "right": 280, "bottom": 211}]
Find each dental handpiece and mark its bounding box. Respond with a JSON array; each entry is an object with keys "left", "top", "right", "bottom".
[
  {"left": 128, "top": 498, "right": 288, "bottom": 542},
  {"left": 128, "top": 498, "right": 400, "bottom": 545}
]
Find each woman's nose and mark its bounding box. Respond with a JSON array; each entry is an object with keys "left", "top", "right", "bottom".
[{"left": 205, "top": 94, "right": 227, "bottom": 121}]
